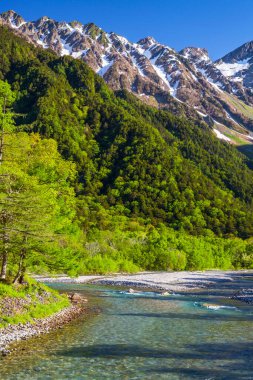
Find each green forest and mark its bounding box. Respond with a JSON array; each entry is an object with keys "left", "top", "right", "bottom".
[{"left": 1, "top": 25, "right": 253, "bottom": 281}]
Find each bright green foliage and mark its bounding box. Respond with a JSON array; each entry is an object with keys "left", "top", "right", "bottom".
[
  {"left": 0, "top": 80, "right": 85, "bottom": 281},
  {"left": 78, "top": 213, "right": 253, "bottom": 272},
  {"left": 2, "top": 44, "right": 251, "bottom": 237},
  {"left": 0, "top": 279, "right": 70, "bottom": 327},
  {"left": 116, "top": 91, "right": 253, "bottom": 203},
  {"left": 0, "top": 26, "right": 252, "bottom": 274}
]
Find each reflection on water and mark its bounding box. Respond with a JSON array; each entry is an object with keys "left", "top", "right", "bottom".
[{"left": 1, "top": 282, "right": 253, "bottom": 380}]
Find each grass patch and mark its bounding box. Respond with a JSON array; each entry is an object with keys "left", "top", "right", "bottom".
[
  {"left": 0, "top": 283, "right": 27, "bottom": 298},
  {"left": 0, "top": 279, "right": 70, "bottom": 328},
  {"left": 222, "top": 93, "right": 253, "bottom": 120},
  {"left": 0, "top": 298, "right": 69, "bottom": 327}
]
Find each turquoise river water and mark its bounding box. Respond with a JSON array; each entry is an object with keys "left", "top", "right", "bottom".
[{"left": 1, "top": 277, "right": 253, "bottom": 379}]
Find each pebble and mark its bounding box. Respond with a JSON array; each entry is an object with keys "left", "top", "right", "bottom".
[{"left": 0, "top": 302, "right": 87, "bottom": 357}]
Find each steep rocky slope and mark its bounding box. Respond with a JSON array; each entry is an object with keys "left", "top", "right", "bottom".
[
  {"left": 216, "top": 41, "right": 253, "bottom": 90},
  {"left": 1, "top": 10, "right": 253, "bottom": 139}
]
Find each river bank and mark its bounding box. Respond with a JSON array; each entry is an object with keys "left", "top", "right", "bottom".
[
  {"left": 0, "top": 303, "right": 86, "bottom": 356},
  {"left": 3, "top": 269, "right": 248, "bottom": 357},
  {"left": 0, "top": 280, "right": 90, "bottom": 356},
  {"left": 2, "top": 278, "right": 253, "bottom": 379}
]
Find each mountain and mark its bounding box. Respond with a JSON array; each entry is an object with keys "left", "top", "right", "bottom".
[
  {"left": 2, "top": 10, "right": 253, "bottom": 144},
  {"left": 1, "top": 23, "right": 253, "bottom": 272},
  {"left": 1, "top": 24, "right": 253, "bottom": 233},
  {"left": 181, "top": 46, "right": 253, "bottom": 111},
  {"left": 216, "top": 41, "right": 253, "bottom": 89}
]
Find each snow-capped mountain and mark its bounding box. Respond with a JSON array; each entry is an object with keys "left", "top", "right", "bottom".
[
  {"left": 215, "top": 41, "right": 253, "bottom": 89},
  {"left": 1, "top": 10, "right": 253, "bottom": 136},
  {"left": 181, "top": 47, "right": 253, "bottom": 102}
]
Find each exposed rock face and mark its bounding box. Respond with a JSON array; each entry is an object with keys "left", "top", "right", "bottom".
[
  {"left": 181, "top": 47, "right": 253, "bottom": 104},
  {"left": 1, "top": 10, "right": 253, "bottom": 134},
  {"left": 216, "top": 41, "right": 253, "bottom": 90}
]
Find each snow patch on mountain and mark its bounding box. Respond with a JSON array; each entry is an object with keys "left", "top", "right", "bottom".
[
  {"left": 216, "top": 59, "right": 250, "bottom": 79},
  {"left": 151, "top": 61, "right": 170, "bottom": 89},
  {"left": 37, "top": 34, "right": 48, "bottom": 48},
  {"left": 72, "top": 49, "right": 88, "bottom": 59},
  {"left": 10, "top": 18, "right": 26, "bottom": 29},
  {"left": 171, "top": 80, "right": 180, "bottom": 97},
  {"left": 225, "top": 111, "right": 240, "bottom": 125},
  {"left": 131, "top": 56, "right": 145, "bottom": 77},
  {"left": 2, "top": 10, "right": 253, "bottom": 136},
  {"left": 97, "top": 55, "right": 114, "bottom": 76},
  {"left": 61, "top": 39, "right": 72, "bottom": 56},
  {"left": 182, "top": 47, "right": 210, "bottom": 63},
  {"left": 195, "top": 67, "right": 223, "bottom": 92},
  {"left": 213, "top": 128, "right": 231, "bottom": 142},
  {"left": 197, "top": 110, "right": 208, "bottom": 117}
]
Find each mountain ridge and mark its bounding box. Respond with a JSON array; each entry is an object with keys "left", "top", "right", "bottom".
[{"left": 2, "top": 10, "right": 253, "bottom": 142}]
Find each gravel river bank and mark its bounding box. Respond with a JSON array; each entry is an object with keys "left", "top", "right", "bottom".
[{"left": 0, "top": 298, "right": 88, "bottom": 356}]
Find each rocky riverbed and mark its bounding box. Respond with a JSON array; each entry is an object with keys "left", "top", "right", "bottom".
[
  {"left": 0, "top": 295, "right": 88, "bottom": 357},
  {"left": 35, "top": 270, "right": 253, "bottom": 293},
  {"left": 35, "top": 270, "right": 253, "bottom": 307}
]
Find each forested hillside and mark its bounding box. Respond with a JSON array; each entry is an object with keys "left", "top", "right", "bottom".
[{"left": 1, "top": 26, "right": 253, "bottom": 276}]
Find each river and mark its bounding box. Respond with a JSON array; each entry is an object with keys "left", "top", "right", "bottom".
[{"left": 1, "top": 280, "right": 253, "bottom": 379}]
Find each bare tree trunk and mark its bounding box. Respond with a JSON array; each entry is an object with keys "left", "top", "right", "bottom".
[
  {"left": 18, "top": 267, "right": 26, "bottom": 284},
  {"left": 0, "top": 252, "right": 7, "bottom": 280},
  {"left": 0, "top": 96, "right": 6, "bottom": 165},
  {"left": 13, "top": 252, "right": 25, "bottom": 284},
  {"left": 13, "top": 236, "right": 27, "bottom": 284},
  {"left": 0, "top": 232, "right": 8, "bottom": 280}
]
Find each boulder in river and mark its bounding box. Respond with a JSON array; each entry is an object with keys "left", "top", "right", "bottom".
[{"left": 69, "top": 293, "right": 88, "bottom": 304}]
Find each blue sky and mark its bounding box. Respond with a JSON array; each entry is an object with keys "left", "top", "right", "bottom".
[{"left": 1, "top": 0, "right": 253, "bottom": 59}]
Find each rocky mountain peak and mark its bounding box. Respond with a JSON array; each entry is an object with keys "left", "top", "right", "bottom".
[
  {"left": 2, "top": 10, "right": 253, "bottom": 137},
  {"left": 33, "top": 18, "right": 51, "bottom": 31},
  {"left": 1, "top": 10, "right": 25, "bottom": 28},
  {"left": 218, "top": 41, "right": 253, "bottom": 64},
  {"left": 1, "top": 9, "right": 18, "bottom": 18},
  {"left": 83, "top": 22, "right": 103, "bottom": 37},
  {"left": 36, "top": 16, "right": 51, "bottom": 23},
  {"left": 138, "top": 36, "right": 158, "bottom": 48},
  {"left": 70, "top": 20, "right": 83, "bottom": 28},
  {"left": 180, "top": 47, "right": 210, "bottom": 63},
  {"left": 215, "top": 42, "right": 253, "bottom": 89}
]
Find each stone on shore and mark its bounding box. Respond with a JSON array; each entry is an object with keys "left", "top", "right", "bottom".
[
  {"left": 68, "top": 293, "right": 88, "bottom": 303},
  {"left": 0, "top": 303, "right": 87, "bottom": 357}
]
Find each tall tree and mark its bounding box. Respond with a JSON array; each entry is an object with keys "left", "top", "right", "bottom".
[
  {"left": 0, "top": 81, "right": 83, "bottom": 281},
  {"left": 0, "top": 81, "right": 16, "bottom": 279}
]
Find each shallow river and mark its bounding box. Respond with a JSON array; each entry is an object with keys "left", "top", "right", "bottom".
[{"left": 1, "top": 279, "right": 253, "bottom": 380}]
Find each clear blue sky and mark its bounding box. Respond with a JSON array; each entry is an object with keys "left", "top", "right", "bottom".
[{"left": 1, "top": 0, "right": 253, "bottom": 59}]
